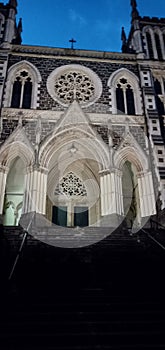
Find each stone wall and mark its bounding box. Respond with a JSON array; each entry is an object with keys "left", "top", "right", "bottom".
[{"left": 7, "top": 53, "right": 140, "bottom": 113}]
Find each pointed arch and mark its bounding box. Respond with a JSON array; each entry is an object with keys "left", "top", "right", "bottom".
[
  {"left": 154, "top": 27, "right": 163, "bottom": 60},
  {"left": 3, "top": 157, "right": 26, "bottom": 226},
  {"left": 3, "top": 60, "right": 42, "bottom": 109},
  {"left": 113, "top": 131, "right": 149, "bottom": 172},
  {"left": 39, "top": 127, "right": 110, "bottom": 171},
  {"left": 142, "top": 26, "right": 155, "bottom": 59},
  {"left": 0, "top": 141, "right": 34, "bottom": 168},
  {"left": 114, "top": 144, "right": 148, "bottom": 172},
  {"left": 108, "top": 68, "right": 142, "bottom": 115}
]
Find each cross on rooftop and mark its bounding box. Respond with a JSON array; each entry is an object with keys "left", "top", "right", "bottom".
[{"left": 69, "top": 38, "right": 76, "bottom": 49}]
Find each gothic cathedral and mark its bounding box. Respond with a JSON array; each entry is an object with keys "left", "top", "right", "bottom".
[{"left": 0, "top": 0, "right": 165, "bottom": 235}]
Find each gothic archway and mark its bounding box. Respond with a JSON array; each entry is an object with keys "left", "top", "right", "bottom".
[
  {"left": 3, "top": 157, "right": 25, "bottom": 226},
  {"left": 39, "top": 127, "right": 109, "bottom": 226},
  {"left": 122, "top": 160, "right": 140, "bottom": 228}
]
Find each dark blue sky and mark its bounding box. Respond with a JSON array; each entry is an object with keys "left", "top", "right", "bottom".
[{"left": 16, "top": 0, "right": 165, "bottom": 52}]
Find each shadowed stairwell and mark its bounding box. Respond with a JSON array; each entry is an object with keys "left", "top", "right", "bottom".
[{"left": 0, "top": 224, "right": 165, "bottom": 350}]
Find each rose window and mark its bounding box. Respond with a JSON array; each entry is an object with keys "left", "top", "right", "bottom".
[
  {"left": 54, "top": 72, "right": 95, "bottom": 104},
  {"left": 47, "top": 64, "right": 102, "bottom": 107},
  {"left": 55, "top": 172, "right": 87, "bottom": 197}
]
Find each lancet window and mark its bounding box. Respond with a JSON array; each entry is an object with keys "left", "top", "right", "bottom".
[
  {"left": 116, "top": 78, "right": 135, "bottom": 115},
  {"left": 11, "top": 70, "right": 32, "bottom": 109}
]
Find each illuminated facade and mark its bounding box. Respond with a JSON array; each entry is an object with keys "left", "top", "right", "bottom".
[{"left": 0, "top": 0, "right": 164, "bottom": 230}]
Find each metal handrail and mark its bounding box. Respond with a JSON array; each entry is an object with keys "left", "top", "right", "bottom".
[
  {"left": 8, "top": 212, "right": 35, "bottom": 281},
  {"left": 8, "top": 231, "right": 28, "bottom": 281},
  {"left": 150, "top": 218, "right": 165, "bottom": 230},
  {"left": 139, "top": 227, "right": 165, "bottom": 251}
]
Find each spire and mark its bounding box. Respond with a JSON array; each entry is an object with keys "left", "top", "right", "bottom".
[
  {"left": 14, "top": 17, "right": 22, "bottom": 44},
  {"left": 121, "top": 27, "right": 127, "bottom": 53},
  {"left": 130, "top": 0, "right": 139, "bottom": 20},
  {"left": 17, "top": 18, "right": 22, "bottom": 34},
  {"left": 8, "top": 0, "right": 18, "bottom": 9}
]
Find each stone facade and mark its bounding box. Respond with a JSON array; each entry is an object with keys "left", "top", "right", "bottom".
[{"left": 0, "top": 0, "right": 164, "bottom": 234}]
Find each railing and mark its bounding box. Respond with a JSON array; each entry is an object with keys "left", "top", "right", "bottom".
[
  {"left": 150, "top": 218, "right": 165, "bottom": 230},
  {"left": 141, "top": 227, "right": 165, "bottom": 251},
  {"left": 8, "top": 212, "right": 35, "bottom": 281},
  {"left": 131, "top": 219, "right": 165, "bottom": 252}
]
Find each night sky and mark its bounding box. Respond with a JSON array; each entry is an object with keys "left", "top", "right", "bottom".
[{"left": 16, "top": 0, "right": 165, "bottom": 52}]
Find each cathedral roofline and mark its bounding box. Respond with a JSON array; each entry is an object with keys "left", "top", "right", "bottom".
[
  {"left": 140, "top": 16, "right": 165, "bottom": 24},
  {"left": 10, "top": 44, "right": 137, "bottom": 61}
]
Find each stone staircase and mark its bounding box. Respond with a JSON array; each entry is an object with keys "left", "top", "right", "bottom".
[
  {"left": 0, "top": 225, "right": 165, "bottom": 350},
  {"left": 0, "top": 288, "right": 165, "bottom": 350}
]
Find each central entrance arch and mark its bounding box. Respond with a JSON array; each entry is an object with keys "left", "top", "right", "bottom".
[
  {"left": 46, "top": 159, "right": 101, "bottom": 227},
  {"left": 39, "top": 127, "right": 109, "bottom": 228}
]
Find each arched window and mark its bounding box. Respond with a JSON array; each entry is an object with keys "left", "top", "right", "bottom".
[
  {"left": 11, "top": 71, "right": 32, "bottom": 108},
  {"left": 116, "top": 79, "right": 135, "bottom": 115},
  {"left": 146, "top": 32, "right": 154, "bottom": 59},
  {"left": 126, "top": 85, "right": 135, "bottom": 115},
  {"left": 3, "top": 61, "right": 42, "bottom": 109},
  {"left": 116, "top": 84, "right": 125, "bottom": 113},
  {"left": 108, "top": 68, "right": 142, "bottom": 116},
  {"left": 155, "top": 33, "right": 163, "bottom": 60},
  {"left": 163, "top": 33, "right": 165, "bottom": 52}
]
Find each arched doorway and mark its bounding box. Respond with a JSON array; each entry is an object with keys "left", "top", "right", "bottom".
[
  {"left": 3, "top": 157, "right": 25, "bottom": 226},
  {"left": 122, "top": 160, "right": 140, "bottom": 228},
  {"left": 46, "top": 159, "right": 101, "bottom": 227}
]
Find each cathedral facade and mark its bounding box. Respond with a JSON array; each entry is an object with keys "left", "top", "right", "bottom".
[{"left": 0, "top": 0, "right": 165, "bottom": 232}]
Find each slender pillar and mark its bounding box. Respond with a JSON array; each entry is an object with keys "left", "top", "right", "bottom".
[
  {"left": 0, "top": 165, "right": 8, "bottom": 215},
  {"left": 23, "top": 166, "right": 48, "bottom": 215},
  {"left": 100, "top": 169, "right": 123, "bottom": 216},
  {"left": 138, "top": 171, "right": 156, "bottom": 217}
]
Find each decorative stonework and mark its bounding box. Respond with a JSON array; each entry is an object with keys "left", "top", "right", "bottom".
[
  {"left": 55, "top": 172, "right": 87, "bottom": 197},
  {"left": 108, "top": 68, "right": 143, "bottom": 115},
  {"left": 47, "top": 64, "right": 102, "bottom": 108},
  {"left": 3, "top": 60, "right": 42, "bottom": 109}
]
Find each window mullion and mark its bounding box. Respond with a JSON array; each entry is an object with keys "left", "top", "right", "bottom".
[
  {"left": 20, "top": 80, "right": 25, "bottom": 108},
  {"left": 123, "top": 88, "right": 127, "bottom": 114}
]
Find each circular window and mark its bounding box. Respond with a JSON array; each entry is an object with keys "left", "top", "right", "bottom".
[{"left": 47, "top": 64, "right": 102, "bottom": 107}]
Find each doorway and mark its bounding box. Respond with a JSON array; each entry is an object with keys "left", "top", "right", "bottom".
[{"left": 52, "top": 205, "right": 89, "bottom": 227}]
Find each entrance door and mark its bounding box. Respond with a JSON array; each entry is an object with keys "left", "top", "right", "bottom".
[
  {"left": 74, "top": 206, "right": 89, "bottom": 227},
  {"left": 52, "top": 206, "right": 67, "bottom": 226}
]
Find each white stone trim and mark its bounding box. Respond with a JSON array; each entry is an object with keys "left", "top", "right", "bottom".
[
  {"left": 138, "top": 171, "right": 156, "bottom": 217},
  {"left": 23, "top": 168, "right": 48, "bottom": 215},
  {"left": 100, "top": 170, "right": 123, "bottom": 216},
  {"left": 0, "top": 166, "right": 7, "bottom": 214}
]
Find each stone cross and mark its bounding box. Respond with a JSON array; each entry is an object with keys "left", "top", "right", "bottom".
[{"left": 69, "top": 38, "right": 76, "bottom": 49}]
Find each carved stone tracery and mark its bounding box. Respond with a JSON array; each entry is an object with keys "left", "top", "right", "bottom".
[
  {"left": 55, "top": 172, "right": 87, "bottom": 197},
  {"left": 47, "top": 64, "right": 102, "bottom": 108}
]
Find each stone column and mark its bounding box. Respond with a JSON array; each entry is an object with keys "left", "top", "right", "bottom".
[
  {"left": 0, "top": 165, "right": 8, "bottom": 216},
  {"left": 138, "top": 171, "right": 156, "bottom": 217},
  {"left": 100, "top": 169, "right": 124, "bottom": 217},
  {"left": 23, "top": 166, "right": 48, "bottom": 215}
]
